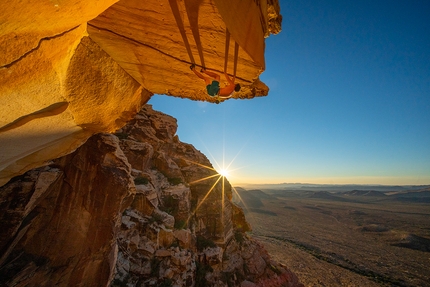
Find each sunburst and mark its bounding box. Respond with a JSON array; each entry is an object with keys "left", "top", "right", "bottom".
[
  {"left": 184, "top": 150, "right": 249, "bottom": 238},
  {"left": 218, "top": 168, "right": 229, "bottom": 177}
]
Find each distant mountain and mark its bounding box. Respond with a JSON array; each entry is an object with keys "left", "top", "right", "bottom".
[
  {"left": 306, "top": 191, "right": 362, "bottom": 202},
  {"left": 233, "top": 187, "right": 247, "bottom": 193},
  {"left": 391, "top": 190, "right": 430, "bottom": 198},
  {"left": 343, "top": 190, "right": 387, "bottom": 197},
  {"left": 247, "top": 189, "right": 274, "bottom": 199},
  {"left": 238, "top": 183, "right": 430, "bottom": 193},
  {"left": 341, "top": 188, "right": 430, "bottom": 202},
  {"left": 232, "top": 188, "right": 274, "bottom": 208},
  {"left": 390, "top": 190, "right": 430, "bottom": 203},
  {"left": 234, "top": 185, "right": 430, "bottom": 204},
  {"left": 232, "top": 188, "right": 263, "bottom": 208}
]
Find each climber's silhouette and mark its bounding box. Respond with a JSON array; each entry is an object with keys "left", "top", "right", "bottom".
[{"left": 191, "top": 64, "right": 240, "bottom": 97}]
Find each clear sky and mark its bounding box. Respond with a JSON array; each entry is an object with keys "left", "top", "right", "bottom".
[{"left": 149, "top": 0, "right": 430, "bottom": 185}]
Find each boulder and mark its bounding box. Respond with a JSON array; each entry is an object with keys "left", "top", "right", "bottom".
[
  {"left": 204, "top": 246, "right": 223, "bottom": 266},
  {"left": 131, "top": 193, "right": 155, "bottom": 216},
  {"left": 159, "top": 227, "right": 176, "bottom": 248},
  {"left": 174, "top": 229, "right": 193, "bottom": 249},
  {"left": 120, "top": 140, "right": 154, "bottom": 171},
  {"left": 153, "top": 209, "right": 175, "bottom": 230}
]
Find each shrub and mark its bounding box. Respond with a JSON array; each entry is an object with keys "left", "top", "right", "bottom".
[
  {"left": 111, "top": 278, "right": 127, "bottom": 287},
  {"left": 149, "top": 213, "right": 164, "bottom": 225},
  {"left": 196, "top": 262, "right": 213, "bottom": 286},
  {"left": 174, "top": 219, "right": 187, "bottom": 230},
  {"left": 168, "top": 177, "right": 182, "bottom": 185},
  {"left": 160, "top": 195, "right": 179, "bottom": 215},
  {"left": 221, "top": 272, "right": 234, "bottom": 287},
  {"left": 234, "top": 230, "right": 245, "bottom": 245},
  {"left": 170, "top": 240, "right": 180, "bottom": 248},
  {"left": 158, "top": 278, "right": 173, "bottom": 287},
  {"left": 134, "top": 176, "right": 149, "bottom": 185},
  {"left": 269, "top": 263, "right": 282, "bottom": 275},
  {"left": 190, "top": 198, "right": 198, "bottom": 210},
  {"left": 235, "top": 269, "right": 246, "bottom": 283},
  {"left": 114, "top": 132, "right": 128, "bottom": 140},
  {"left": 196, "top": 235, "right": 216, "bottom": 251},
  {"left": 150, "top": 257, "right": 161, "bottom": 277},
  {"left": 111, "top": 274, "right": 130, "bottom": 287}
]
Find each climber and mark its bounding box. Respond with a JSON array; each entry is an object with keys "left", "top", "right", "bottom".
[{"left": 190, "top": 64, "right": 240, "bottom": 97}]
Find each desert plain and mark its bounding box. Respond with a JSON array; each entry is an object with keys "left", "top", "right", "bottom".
[{"left": 233, "top": 184, "right": 430, "bottom": 287}]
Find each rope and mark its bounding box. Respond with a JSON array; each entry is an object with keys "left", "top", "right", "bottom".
[
  {"left": 169, "top": 0, "right": 238, "bottom": 77},
  {"left": 168, "top": 0, "right": 196, "bottom": 64},
  {"left": 224, "top": 29, "right": 230, "bottom": 73},
  {"left": 184, "top": 0, "right": 206, "bottom": 68},
  {"left": 224, "top": 28, "right": 239, "bottom": 79},
  {"left": 233, "top": 41, "right": 239, "bottom": 79}
]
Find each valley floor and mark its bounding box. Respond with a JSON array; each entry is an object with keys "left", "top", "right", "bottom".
[{"left": 235, "top": 189, "right": 430, "bottom": 287}]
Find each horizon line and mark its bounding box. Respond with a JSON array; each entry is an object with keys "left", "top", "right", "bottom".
[{"left": 231, "top": 182, "right": 430, "bottom": 187}]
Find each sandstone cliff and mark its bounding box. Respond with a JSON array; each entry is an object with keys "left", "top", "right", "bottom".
[
  {"left": 1, "top": 1, "right": 292, "bottom": 285},
  {"left": 0, "top": 105, "right": 303, "bottom": 287},
  {"left": 0, "top": 0, "right": 282, "bottom": 186}
]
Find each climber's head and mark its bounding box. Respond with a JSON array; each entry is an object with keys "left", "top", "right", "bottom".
[{"left": 234, "top": 83, "right": 241, "bottom": 92}]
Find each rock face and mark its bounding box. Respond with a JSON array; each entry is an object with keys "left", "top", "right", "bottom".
[
  {"left": 0, "top": 105, "right": 303, "bottom": 287},
  {"left": 0, "top": 0, "right": 281, "bottom": 186},
  {"left": 0, "top": 133, "right": 134, "bottom": 286},
  {"left": 1, "top": 2, "right": 287, "bottom": 284},
  {"left": 0, "top": 28, "right": 148, "bottom": 186},
  {"left": 88, "top": 0, "right": 281, "bottom": 101}
]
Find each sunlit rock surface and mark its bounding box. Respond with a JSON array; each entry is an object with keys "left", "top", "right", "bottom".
[
  {"left": 0, "top": 0, "right": 281, "bottom": 186},
  {"left": 0, "top": 105, "right": 303, "bottom": 286},
  {"left": 0, "top": 26, "right": 147, "bottom": 186},
  {"left": 88, "top": 0, "right": 281, "bottom": 101}
]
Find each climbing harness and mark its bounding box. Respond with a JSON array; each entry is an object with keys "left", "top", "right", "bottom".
[{"left": 213, "top": 93, "right": 233, "bottom": 104}]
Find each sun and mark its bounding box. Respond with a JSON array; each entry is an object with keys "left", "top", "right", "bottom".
[{"left": 218, "top": 168, "right": 230, "bottom": 177}]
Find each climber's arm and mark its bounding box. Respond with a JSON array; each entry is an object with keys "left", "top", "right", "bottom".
[
  {"left": 192, "top": 67, "right": 215, "bottom": 86},
  {"left": 192, "top": 67, "right": 205, "bottom": 80}
]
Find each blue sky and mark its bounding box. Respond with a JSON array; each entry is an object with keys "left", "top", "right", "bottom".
[{"left": 150, "top": 0, "right": 430, "bottom": 185}]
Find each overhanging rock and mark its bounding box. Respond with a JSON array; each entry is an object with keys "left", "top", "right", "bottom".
[
  {"left": 88, "top": 0, "right": 282, "bottom": 101},
  {"left": 0, "top": 0, "right": 281, "bottom": 186}
]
